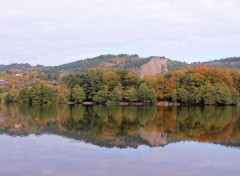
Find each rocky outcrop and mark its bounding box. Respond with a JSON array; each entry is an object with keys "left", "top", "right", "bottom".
[{"left": 133, "top": 57, "right": 168, "bottom": 77}]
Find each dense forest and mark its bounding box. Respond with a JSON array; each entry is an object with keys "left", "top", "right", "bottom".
[{"left": 1, "top": 66, "right": 240, "bottom": 105}]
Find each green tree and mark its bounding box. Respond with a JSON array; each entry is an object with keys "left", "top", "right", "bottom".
[
  {"left": 148, "top": 88, "right": 157, "bottom": 103},
  {"left": 72, "top": 85, "right": 86, "bottom": 103},
  {"left": 19, "top": 87, "right": 29, "bottom": 103},
  {"left": 172, "top": 88, "right": 189, "bottom": 104},
  {"left": 5, "top": 89, "right": 20, "bottom": 103},
  {"left": 27, "top": 83, "right": 57, "bottom": 104},
  {"left": 57, "top": 87, "right": 70, "bottom": 104},
  {"left": 137, "top": 83, "right": 149, "bottom": 102},
  {"left": 214, "top": 84, "right": 232, "bottom": 105},
  {"left": 137, "top": 83, "right": 157, "bottom": 103},
  {"left": 62, "top": 74, "right": 80, "bottom": 89},
  {"left": 28, "top": 84, "right": 42, "bottom": 104},
  {"left": 93, "top": 86, "right": 109, "bottom": 104},
  {"left": 102, "top": 72, "right": 120, "bottom": 90},
  {"left": 195, "top": 85, "right": 217, "bottom": 105},
  {"left": 109, "top": 85, "right": 123, "bottom": 103},
  {"left": 124, "top": 87, "right": 138, "bottom": 102},
  {"left": 41, "top": 85, "right": 56, "bottom": 104},
  {"left": 231, "top": 89, "right": 239, "bottom": 105}
]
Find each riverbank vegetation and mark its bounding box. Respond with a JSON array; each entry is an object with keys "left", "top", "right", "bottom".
[{"left": 1, "top": 66, "right": 239, "bottom": 105}]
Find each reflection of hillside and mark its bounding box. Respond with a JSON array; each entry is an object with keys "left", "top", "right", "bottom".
[
  {"left": 0, "top": 128, "right": 176, "bottom": 148},
  {"left": 216, "top": 138, "right": 240, "bottom": 148},
  {"left": 0, "top": 104, "right": 240, "bottom": 148}
]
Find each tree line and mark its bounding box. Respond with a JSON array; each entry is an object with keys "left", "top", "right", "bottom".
[{"left": 1, "top": 66, "right": 240, "bottom": 105}]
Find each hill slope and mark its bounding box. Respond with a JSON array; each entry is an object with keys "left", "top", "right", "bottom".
[
  {"left": 47, "top": 55, "right": 240, "bottom": 76},
  {"left": 0, "top": 55, "right": 239, "bottom": 77},
  {"left": 47, "top": 54, "right": 189, "bottom": 76},
  {"left": 192, "top": 57, "right": 240, "bottom": 70}
]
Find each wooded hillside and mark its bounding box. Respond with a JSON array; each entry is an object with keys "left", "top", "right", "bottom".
[{"left": 0, "top": 55, "right": 239, "bottom": 77}]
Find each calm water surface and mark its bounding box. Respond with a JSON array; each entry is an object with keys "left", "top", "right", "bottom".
[{"left": 0, "top": 104, "right": 240, "bottom": 176}]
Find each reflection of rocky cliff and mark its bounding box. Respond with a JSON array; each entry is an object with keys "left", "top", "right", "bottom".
[
  {"left": 91, "top": 129, "right": 176, "bottom": 148},
  {"left": 136, "top": 129, "right": 168, "bottom": 146},
  {"left": 1, "top": 123, "right": 240, "bottom": 149},
  {"left": 0, "top": 127, "right": 177, "bottom": 149}
]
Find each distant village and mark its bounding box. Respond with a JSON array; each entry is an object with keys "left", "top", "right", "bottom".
[{"left": 0, "top": 73, "right": 41, "bottom": 86}]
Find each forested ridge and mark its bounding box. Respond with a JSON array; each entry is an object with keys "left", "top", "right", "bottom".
[
  {"left": 1, "top": 66, "right": 240, "bottom": 105},
  {"left": 0, "top": 55, "right": 239, "bottom": 75},
  {"left": 192, "top": 57, "right": 240, "bottom": 70}
]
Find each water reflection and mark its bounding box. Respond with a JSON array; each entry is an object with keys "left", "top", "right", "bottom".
[{"left": 0, "top": 104, "right": 240, "bottom": 148}]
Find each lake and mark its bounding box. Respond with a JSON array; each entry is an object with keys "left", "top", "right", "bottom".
[{"left": 0, "top": 104, "right": 240, "bottom": 176}]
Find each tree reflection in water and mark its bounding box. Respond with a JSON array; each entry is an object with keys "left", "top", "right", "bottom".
[{"left": 0, "top": 103, "right": 240, "bottom": 148}]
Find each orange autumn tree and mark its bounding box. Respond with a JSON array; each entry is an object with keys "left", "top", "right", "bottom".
[{"left": 164, "top": 78, "right": 177, "bottom": 99}]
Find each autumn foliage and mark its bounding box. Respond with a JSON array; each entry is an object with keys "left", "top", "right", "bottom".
[{"left": 0, "top": 66, "right": 239, "bottom": 105}]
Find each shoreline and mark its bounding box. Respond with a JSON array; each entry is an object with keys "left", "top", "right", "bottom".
[
  {"left": 80, "top": 101, "right": 236, "bottom": 106},
  {"left": 1, "top": 101, "right": 238, "bottom": 106},
  {"left": 117, "top": 101, "right": 181, "bottom": 106},
  {"left": 80, "top": 101, "right": 181, "bottom": 106}
]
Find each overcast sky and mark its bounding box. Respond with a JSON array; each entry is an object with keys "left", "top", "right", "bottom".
[{"left": 0, "top": 0, "right": 240, "bottom": 66}]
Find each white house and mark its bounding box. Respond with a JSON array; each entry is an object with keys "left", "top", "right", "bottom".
[{"left": 16, "top": 74, "right": 23, "bottom": 77}]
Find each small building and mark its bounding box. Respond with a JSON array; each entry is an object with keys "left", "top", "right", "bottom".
[
  {"left": 16, "top": 74, "right": 23, "bottom": 77},
  {"left": 0, "top": 80, "right": 8, "bottom": 85},
  {"left": 14, "top": 124, "right": 22, "bottom": 128}
]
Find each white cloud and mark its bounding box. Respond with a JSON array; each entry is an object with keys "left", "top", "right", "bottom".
[{"left": 0, "top": 0, "right": 240, "bottom": 65}]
